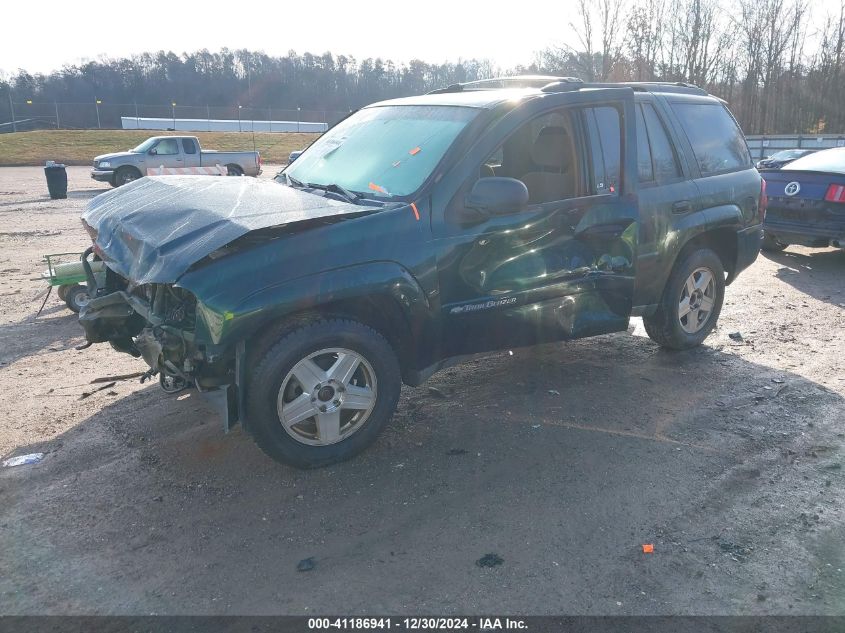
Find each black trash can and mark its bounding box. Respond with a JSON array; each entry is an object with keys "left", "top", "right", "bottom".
[{"left": 44, "top": 163, "right": 68, "bottom": 200}]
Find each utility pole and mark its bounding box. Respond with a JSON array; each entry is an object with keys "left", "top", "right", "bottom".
[
  {"left": 135, "top": 102, "right": 139, "bottom": 129},
  {"left": 8, "top": 89, "right": 16, "bottom": 132},
  {"left": 171, "top": 102, "right": 176, "bottom": 130},
  {"left": 54, "top": 101, "right": 60, "bottom": 129},
  {"left": 238, "top": 104, "right": 242, "bottom": 132},
  {"left": 297, "top": 106, "right": 301, "bottom": 132},
  {"left": 95, "top": 98, "right": 102, "bottom": 129}
]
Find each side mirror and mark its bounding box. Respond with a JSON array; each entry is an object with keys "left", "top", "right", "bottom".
[{"left": 466, "top": 177, "right": 529, "bottom": 216}]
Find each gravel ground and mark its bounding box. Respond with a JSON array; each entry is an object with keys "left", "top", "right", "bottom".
[{"left": 1, "top": 166, "right": 844, "bottom": 615}]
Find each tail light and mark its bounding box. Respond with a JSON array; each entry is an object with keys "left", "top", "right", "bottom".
[
  {"left": 759, "top": 178, "right": 768, "bottom": 221},
  {"left": 824, "top": 184, "right": 845, "bottom": 203}
]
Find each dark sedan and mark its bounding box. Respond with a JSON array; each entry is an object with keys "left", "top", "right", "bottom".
[
  {"left": 761, "top": 147, "right": 845, "bottom": 251},
  {"left": 756, "top": 148, "right": 816, "bottom": 170}
]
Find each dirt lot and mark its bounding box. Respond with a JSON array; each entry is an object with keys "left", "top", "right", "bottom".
[{"left": 1, "top": 166, "right": 844, "bottom": 615}]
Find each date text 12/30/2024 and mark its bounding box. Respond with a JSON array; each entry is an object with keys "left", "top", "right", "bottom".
[{"left": 308, "top": 618, "right": 528, "bottom": 630}]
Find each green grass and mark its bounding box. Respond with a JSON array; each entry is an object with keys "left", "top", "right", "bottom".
[{"left": 0, "top": 130, "right": 321, "bottom": 166}]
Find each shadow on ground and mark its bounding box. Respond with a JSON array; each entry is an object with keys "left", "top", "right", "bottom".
[
  {"left": 0, "top": 304, "right": 85, "bottom": 367},
  {"left": 764, "top": 247, "right": 845, "bottom": 306},
  {"left": 2, "top": 333, "right": 844, "bottom": 615}
]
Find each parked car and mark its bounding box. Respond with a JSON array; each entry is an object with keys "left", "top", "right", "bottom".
[
  {"left": 91, "top": 135, "right": 262, "bottom": 187},
  {"left": 756, "top": 148, "right": 816, "bottom": 170},
  {"left": 760, "top": 146, "right": 845, "bottom": 251},
  {"left": 78, "top": 78, "right": 763, "bottom": 468}
]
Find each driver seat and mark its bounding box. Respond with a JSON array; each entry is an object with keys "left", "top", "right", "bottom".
[{"left": 520, "top": 126, "right": 575, "bottom": 203}]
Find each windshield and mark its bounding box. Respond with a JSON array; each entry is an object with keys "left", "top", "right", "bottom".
[
  {"left": 783, "top": 148, "right": 845, "bottom": 174},
  {"left": 131, "top": 137, "right": 160, "bottom": 153},
  {"left": 283, "top": 105, "right": 479, "bottom": 198},
  {"left": 770, "top": 149, "right": 808, "bottom": 160}
]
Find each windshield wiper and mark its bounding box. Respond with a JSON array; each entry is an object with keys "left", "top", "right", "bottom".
[
  {"left": 285, "top": 173, "right": 305, "bottom": 188},
  {"left": 306, "top": 182, "right": 361, "bottom": 203}
]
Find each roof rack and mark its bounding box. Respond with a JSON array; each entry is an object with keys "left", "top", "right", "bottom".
[
  {"left": 541, "top": 80, "right": 708, "bottom": 96},
  {"left": 427, "top": 77, "right": 710, "bottom": 97},
  {"left": 428, "top": 75, "right": 583, "bottom": 94}
]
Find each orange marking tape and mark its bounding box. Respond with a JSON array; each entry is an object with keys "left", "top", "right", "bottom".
[
  {"left": 410, "top": 202, "right": 420, "bottom": 221},
  {"left": 368, "top": 182, "right": 386, "bottom": 193},
  {"left": 409, "top": 147, "right": 421, "bottom": 155},
  {"left": 642, "top": 544, "right": 654, "bottom": 553}
]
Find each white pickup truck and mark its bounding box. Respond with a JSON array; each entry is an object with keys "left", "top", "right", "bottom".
[{"left": 91, "top": 135, "right": 262, "bottom": 187}]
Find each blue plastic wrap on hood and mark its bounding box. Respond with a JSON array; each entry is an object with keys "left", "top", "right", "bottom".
[{"left": 81, "top": 176, "right": 379, "bottom": 285}]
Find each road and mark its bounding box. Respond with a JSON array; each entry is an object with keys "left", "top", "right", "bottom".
[{"left": 1, "top": 167, "right": 844, "bottom": 615}]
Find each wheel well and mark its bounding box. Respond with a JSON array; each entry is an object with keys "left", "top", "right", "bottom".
[
  {"left": 677, "top": 228, "right": 738, "bottom": 283},
  {"left": 245, "top": 295, "right": 413, "bottom": 377}
]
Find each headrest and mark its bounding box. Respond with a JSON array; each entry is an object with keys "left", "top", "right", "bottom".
[{"left": 531, "top": 126, "right": 569, "bottom": 169}]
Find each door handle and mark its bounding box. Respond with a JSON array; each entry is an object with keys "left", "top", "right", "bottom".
[{"left": 672, "top": 200, "right": 692, "bottom": 214}]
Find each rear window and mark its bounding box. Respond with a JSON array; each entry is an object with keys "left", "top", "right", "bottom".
[
  {"left": 783, "top": 148, "right": 845, "bottom": 174},
  {"left": 671, "top": 103, "right": 751, "bottom": 175}
]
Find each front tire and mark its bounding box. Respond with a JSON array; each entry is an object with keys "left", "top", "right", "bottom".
[
  {"left": 113, "top": 166, "right": 142, "bottom": 187},
  {"left": 246, "top": 319, "right": 401, "bottom": 468},
  {"left": 643, "top": 248, "right": 725, "bottom": 350},
  {"left": 761, "top": 232, "right": 788, "bottom": 252}
]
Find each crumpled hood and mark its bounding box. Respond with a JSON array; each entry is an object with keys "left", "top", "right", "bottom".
[{"left": 82, "top": 176, "right": 379, "bottom": 285}]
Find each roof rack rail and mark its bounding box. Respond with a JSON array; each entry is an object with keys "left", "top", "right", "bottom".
[
  {"left": 541, "top": 80, "right": 708, "bottom": 96},
  {"left": 428, "top": 75, "right": 583, "bottom": 94}
]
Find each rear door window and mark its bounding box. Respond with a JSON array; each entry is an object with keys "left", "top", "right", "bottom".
[
  {"left": 641, "top": 103, "right": 681, "bottom": 181},
  {"left": 670, "top": 102, "right": 751, "bottom": 175},
  {"left": 634, "top": 105, "right": 653, "bottom": 182},
  {"left": 182, "top": 138, "right": 197, "bottom": 154},
  {"left": 583, "top": 106, "right": 621, "bottom": 194}
]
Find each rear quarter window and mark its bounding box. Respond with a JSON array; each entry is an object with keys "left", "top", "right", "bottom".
[{"left": 671, "top": 102, "right": 751, "bottom": 175}]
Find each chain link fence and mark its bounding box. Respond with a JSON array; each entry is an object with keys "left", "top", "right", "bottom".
[{"left": 0, "top": 101, "right": 350, "bottom": 132}]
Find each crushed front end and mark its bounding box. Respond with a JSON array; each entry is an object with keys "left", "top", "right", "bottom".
[{"left": 78, "top": 250, "right": 238, "bottom": 419}]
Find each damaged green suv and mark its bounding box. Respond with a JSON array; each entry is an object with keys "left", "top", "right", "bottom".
[{"left": 79, "top": 78, "right": 764, "bottom": 468}]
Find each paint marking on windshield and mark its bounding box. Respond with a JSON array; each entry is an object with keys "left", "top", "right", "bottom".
[
  {"left": 409, "top": 147, "right": 421, "bottom": 155},
  {"left": 410, "top": 202, "right": 420, "bottom": 221}
]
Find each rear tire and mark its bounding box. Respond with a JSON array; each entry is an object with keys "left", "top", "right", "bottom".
[
  {"left": 246, "top": 319, "right": 401, "bottom": 468},
  {"left": 64, "top": 284, "right": 91, "bottom": 313},
  {"left": 226, "top": 164, "right": 244, "bottom": 176},
  {"left": 643, "top": 248, "right": 725, "bottom": 350},
  {"left": 761, "top": 232, "right": 788, "bottom": 252}
]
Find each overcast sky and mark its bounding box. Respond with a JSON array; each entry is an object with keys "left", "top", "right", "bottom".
[{"left": 1, "top": 0, "right": 841, "bottom": 77}]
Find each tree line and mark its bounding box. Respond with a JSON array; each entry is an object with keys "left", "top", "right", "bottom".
[{"left": 1, "top": 0, "right": 842, "bottom": 134}]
